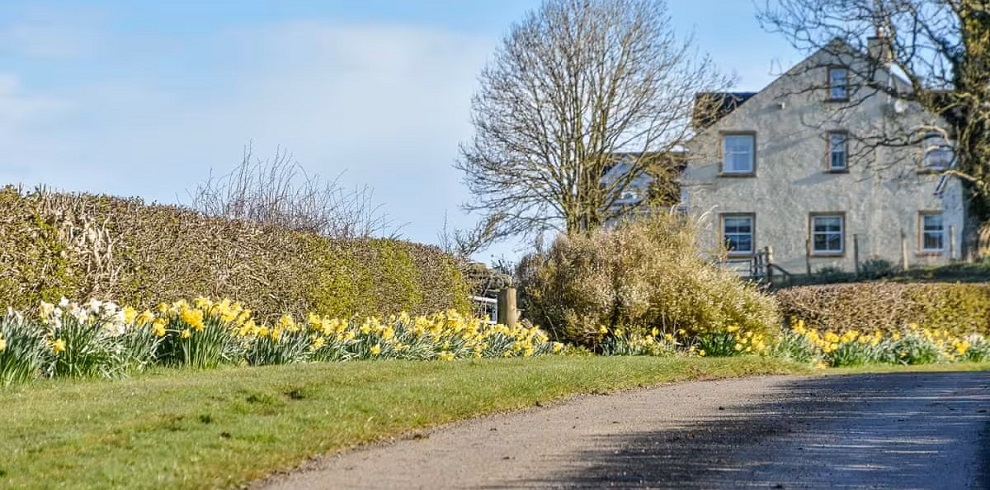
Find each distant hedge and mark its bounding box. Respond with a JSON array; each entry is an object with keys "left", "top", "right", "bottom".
[
  {"left": 0, "top": 186, "right": 470, "bottom": 319},
  {"left": 775, "top": 282, "right": 990, "bottom": 335}
]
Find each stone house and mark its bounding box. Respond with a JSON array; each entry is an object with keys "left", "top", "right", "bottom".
[{"left": 679, "top": 37, "right": 966, "bottom": 276}]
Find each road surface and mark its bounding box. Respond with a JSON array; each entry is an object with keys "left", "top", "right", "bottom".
[{"left": 257, "top": 371, "right": 990, "bottom": 489}]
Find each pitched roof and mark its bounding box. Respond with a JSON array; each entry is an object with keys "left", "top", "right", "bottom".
[{"left": 691, "top": 92, "right": 758, "bottom": 131}]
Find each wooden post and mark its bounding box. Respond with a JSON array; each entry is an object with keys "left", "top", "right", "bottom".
[
  {"left": 497, "top": 287, "right": 518, "bottom": 328},
  {"left": 949, "top": 225, "right": 956, "bottom": 261},
  {"left": 805, "top": 239, "right": 812, "bottom": 276},
  {"left": 765, "top": 246, "right": 774, "bottom": 283},
  {"left": 853, "top": 234, "right": 860, "bottom": 277},
  {"left": 900, "top": 229, "right": 909, "bottom": 271}
]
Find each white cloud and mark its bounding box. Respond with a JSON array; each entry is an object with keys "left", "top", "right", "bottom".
[
  {"left": 0, "top": 20, "right": 495, "bottom": 248},
  {"left": 0, "top": 6, "right": 105, "bottom": 59}
]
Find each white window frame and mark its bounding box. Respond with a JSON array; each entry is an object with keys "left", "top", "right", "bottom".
[
  {"left": 920, "top": 212, "right": 945, "bottom": 253},
  {"left": 921, "top": 132, "right": 954, "bottom": 171},
  {"left": 828, "top": 67, "right": 849, "bottom": 101},
  {"left": 722, "top": 214, "right": 754, "bottom": 255},
  {"left": 827, "top": 132, "right": 848, "bottom": 171},
  {"left": 721, "top": 134, "right": 755, "bottom": 175},
  {"left": 811, "top": 214, "right": 844, "bottom": 255}
]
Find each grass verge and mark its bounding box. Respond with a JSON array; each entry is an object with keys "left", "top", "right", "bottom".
[{"left": 0, "top": 356, "right": 803, "bottom": 489}]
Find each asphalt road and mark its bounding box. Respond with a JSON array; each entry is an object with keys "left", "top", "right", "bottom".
[{"left": 258, "top": 372, "right": 990, "bottom": 489}]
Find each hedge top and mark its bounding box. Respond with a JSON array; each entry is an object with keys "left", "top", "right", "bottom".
[{"left": 0, "top": 186, "right": 470, "bottom": 319}]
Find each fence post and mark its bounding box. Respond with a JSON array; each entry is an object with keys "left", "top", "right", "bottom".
[
  {"left": 901, "top": 229, "right": 909, "bottom": 271},
  {"left": 805, "top": 239, "right": 812, "bottom": 276},
  {"left": 853, "top": 234, "right": 860, "bottom": 277},
  {"left": 765, "top": 246, "right": 774, "bottom": 283},
  {"left": 497, "top": 287, "right": 518, "bottom": 328}
]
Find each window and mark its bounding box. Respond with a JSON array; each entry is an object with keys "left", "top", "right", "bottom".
[
  {"left": 722, "top": 134, "right": 755, "bottom": 174},
  {"left": 811, "top": 214, "right": 843, "bottom": 255},
  {"left": 921, "top": 132, "right": 953, "bottom": 171},
  {"left": 827, "top": 132, "right": 848, "bottom": 171},
  {"left": 619, "top": 190, "right": 639, "bottom": 201},
  {"left": 920, "top": 212, "right": 945, "bottom": 252},
  {"left": 722, "top": 214, "right": 754, "bottom": 255},
  {"left": 828, "top": 67, "right": 849, "bottom": 101}
]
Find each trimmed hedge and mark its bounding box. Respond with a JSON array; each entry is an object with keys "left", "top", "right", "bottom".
[
  {"left": 0, "top": 186, "right": 470, "bottom": 320},
  {"left": 775, "top": 282, "right": 990, "bottom": 336}
]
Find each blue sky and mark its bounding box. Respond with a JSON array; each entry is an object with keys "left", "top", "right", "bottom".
[{"left": 0, "top": 1, "right": 800, "bottom": 263}]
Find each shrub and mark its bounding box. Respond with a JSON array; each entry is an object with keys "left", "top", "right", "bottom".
[
  {"left": 858, "top": 258, "right": 894, "bottom": 279},
  {"left": 519, "top": 212, "right": 781, "bottom": 349},
  {"left": 814, "top": 266, "right": 852, "bottom": 284},
  {"left": 776, "top": 282, "right": 990, "bottom": 336},
  {"left": 0, "top": 186, "right": 470, "bottom": 321}
]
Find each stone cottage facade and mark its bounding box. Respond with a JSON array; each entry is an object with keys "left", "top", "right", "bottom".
[{"left": 679, "top": 39, "right": 966, "bottom": 275}]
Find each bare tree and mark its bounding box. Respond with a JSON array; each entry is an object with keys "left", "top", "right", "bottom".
[
  {"left": 191, "top": 144, "right": 398, "bottom": 238},
  {"left": 456, "top": 0, "right": 731, "bottom": 247},
  {"left": 757, "top": 0, "right": 990, "bottom": 221}
]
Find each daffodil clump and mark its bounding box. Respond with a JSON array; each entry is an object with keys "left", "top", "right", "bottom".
[
  {"left": 37, "top": 298, "right": 162, "bottom": 378},
  {"left": 305, "top": 310, "right": 564, "bottom": 362},
  {"left": 599, "top": 327, "right": 679, "bottom": 357},
  {"left": 594, "top": 325, "right": 765, "bottom": 358},
  {"left": 692, "top": 325, "right": 771, "bottom": 358},
  {"left": 0, "top": 308, "right": 47, "bottom": 386},
  {"left": 0, "top": 297, "right": 565, "bottom": 386},
  {"left": 151, "top": 298, "right": 251, "bottom": 369},
  {"left": 781, "top": 319, "right": 990, "bottom": 368}
]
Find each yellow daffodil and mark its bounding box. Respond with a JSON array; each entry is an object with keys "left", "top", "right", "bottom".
[
  {"left": 135, "top": 310, "right": 155, "bottom": 325},
  {"left": 51, "top": 338, "right": 66, "bottom": 354},
  {"left": 179, "top": 307, "right": 205, "bottom": 331},
  {"left": 151, "top": 319, "right": 167, "bottom": 338}
]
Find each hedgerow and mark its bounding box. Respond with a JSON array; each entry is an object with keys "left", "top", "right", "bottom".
[
  {"left": 0, "top": 186, "right": 470, "bottom": 320},
  {"left": 775, "top": 282, "right": 990, "bottom": 336}
]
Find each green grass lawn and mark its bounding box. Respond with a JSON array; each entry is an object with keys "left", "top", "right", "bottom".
[
  {"left": 0, "top": 356, "right": 804, "bottom": 489},
  {"left": 3, "top": 357, "right": 988, "bottom": 489}
]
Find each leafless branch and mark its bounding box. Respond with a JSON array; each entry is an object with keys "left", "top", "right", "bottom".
[
  {"left": 190, "top": 143, "right": 400, "bottom": 239},
  {"left": 456, "top": 0, "right": 732, "bottom": 249}
]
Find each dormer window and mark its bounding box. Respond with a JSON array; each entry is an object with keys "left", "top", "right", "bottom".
[
  {"left": 921, "top": 132, "right": 953, "bottom": 171},
  {"left": 827, "top": 67, "right": 849, "bottom": 101},
  {"left": 721, "top": 133, "right": 755, "bottom": 175}
]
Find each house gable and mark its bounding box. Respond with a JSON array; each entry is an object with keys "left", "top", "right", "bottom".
[{"left": 679, "top": 38, "right": 966, "bottom": 275}]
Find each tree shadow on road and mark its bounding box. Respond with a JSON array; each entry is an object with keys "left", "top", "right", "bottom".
[{"left": 509, "top": 372, "right": 990, "bottom": 489}]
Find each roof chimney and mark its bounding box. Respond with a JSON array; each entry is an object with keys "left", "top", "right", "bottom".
[{"left": 867, "top": 27, "right": 893, "bottom": 64}]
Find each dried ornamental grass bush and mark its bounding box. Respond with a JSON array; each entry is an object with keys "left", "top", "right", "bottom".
[
  {"left": 520, "top": 213, "right": 781, "bottom": 350},
  {"left": 776, "top": 283, "right": 990, "bottom": 336},
  {"left": 0, "top": 186, "right": 470, "bottom": 320}
]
